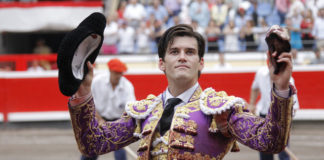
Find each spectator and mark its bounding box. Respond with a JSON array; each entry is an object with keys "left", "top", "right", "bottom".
[
  {"left": 189, "top": 0, "right": 210, "bottom": 28},
  {"left": 136, "top": 21, "right": 152, "bottom": 54},
  {"left": 146, "top": 0, "right": 169, "bottom": 24},
  {"left": 101, "top": 13, "right": 119, "bottom": 55},
  {"left": 33, "top": 39, "right": 52, "bottom": 70},
  {"left": 191, "top": 20, "right": 205, "bottom": 37},
  {"left": 255, "top": 18, "right": 269, "bottom": 51},
  {"left": 166, "top": 15, "right": 181, "bottom": 28},
  {"left": 151, "top": 19, "right": 166, "bottom": 51},
  {"left": 81, "top": 58, "right": 136, "bottom": 160},
  {"left": 287, "top": 0, "right": 305, "bottom": 18},
  {"left": 118, "top": 21, "right": 136, "bottom": 54},
  {"left": 240, "top": 20, "right": 258, "bottom": 51},
  {"left": 163, "top": 0, "right": 182, "bottom": 20},
  {"left": 223, "top": 19, "right": 239, "bottom": 52},
  {"left": 33, "top": 39, "right": 52, "bottom": 54},
  {"left": 234, "top": 6, "right": 251, "bottom": 30},
  {"left": 312, "top": 6, "right": 324, "bottom": 53},
  {"left": 123, "top": 0, "right": 147, "bottom": 29},
  {"left": 275, "top": 0, "right": 289, "bottom": 25},
  {"left": 210, "top": 0, "right": 228, "bottom": 29},
  {"left": 300, "top": 9, "right": 315, "bottom": 49},
  {"left": 27, "top": 60, "right": 44, "bottom": 72},
  {"left": 205, "top": 19, "right": 221, "bottom": 53},
  {"left": 285, "top": 17, "right": 303, "bottom": 52},
  {"left": 117, "top": 0, "right": 127, "bottom": 20},
  {"left": 305, "top": 0, "right": 320, "bottom": 19}
]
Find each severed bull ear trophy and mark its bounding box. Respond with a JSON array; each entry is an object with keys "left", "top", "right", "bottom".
[{"left": 265, "top": 25, "right": 291, "bottom": 74}]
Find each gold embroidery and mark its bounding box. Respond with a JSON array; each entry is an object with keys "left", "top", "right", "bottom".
[
  {"left": 170, "top": 132, "right": 195, "bottom": 151},
  {"left": 168, "top": 149, "right": 221, "bottom": 160}
]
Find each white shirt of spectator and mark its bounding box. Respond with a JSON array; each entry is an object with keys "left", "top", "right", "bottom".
[
  {"left": 103, "top": 21, "right": 118, "bottom": 45},
  {"left": 123, "top": 3, "right": 146, "bottom": 21},
  {"left": 251, "top": 66, "right": 299, "bottom": 115},
  {"left": 118, "top": 26, "right": 135, "bottom": 53},
  {"left": 91, "top": 72, "right": 136, "bottom": 120}
]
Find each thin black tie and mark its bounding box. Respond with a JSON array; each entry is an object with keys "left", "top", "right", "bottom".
[{"left": 159, "top": 98, "right": 182, "bottom": 136}]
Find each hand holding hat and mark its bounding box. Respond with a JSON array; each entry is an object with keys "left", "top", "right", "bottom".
[
  {"left": 266, "top": 25, "right": 293, "bottom": 91},
  {"left": 265, "top": 25, "right": 291, "bottom": 75},
  {"left": 57, "top": 12, "right": 106, "bottom": 96}
]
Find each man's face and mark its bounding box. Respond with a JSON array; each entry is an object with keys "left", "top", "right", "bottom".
[
  {"left": 159, "top": 36, "right": 204, "bottom": 84},
  {"left": 109, "top": 70, "right": 123, "bottom": 86}
]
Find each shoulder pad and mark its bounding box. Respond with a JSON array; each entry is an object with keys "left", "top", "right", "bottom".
[
  {"left": 200, "top": 88, "right": 244, "bottom": 115},
  {"left": 125, "top": 94, "right": 162, "bottom": 119}
]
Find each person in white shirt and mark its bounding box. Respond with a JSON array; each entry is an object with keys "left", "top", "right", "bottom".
[
  {"left": 312, "top": 7, "right": 324, "bottom": 53},
  {"left": 123, "top": 0, "right": 146, "bottom": 29},
  {"left": 249, "top": 65, "right": 299, "bottom": 160},
  {"left": 101, "top": 14, "right": 119, "bottom": 55},
  {"left": 81, "top": 58, "right": 135, "bottom": 160},
  {"left": 118, "top": 21, "right": 136, "bottom": 54}
]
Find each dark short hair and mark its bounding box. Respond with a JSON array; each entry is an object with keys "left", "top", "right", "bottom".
[{"left": 158, "top": 24, "right": 205, "bottom": 60}]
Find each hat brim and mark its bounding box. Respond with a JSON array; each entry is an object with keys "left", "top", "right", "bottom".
[{"left": 57, "top": 12, "right": 106, "bottom": 96}]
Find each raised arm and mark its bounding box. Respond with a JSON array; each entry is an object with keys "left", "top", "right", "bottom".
[
  {"left": 228, "top": 90, "right": 293, "bottom": 153},
  {"left": 69, "top": 62, "right": 138, "bottom": 157}
]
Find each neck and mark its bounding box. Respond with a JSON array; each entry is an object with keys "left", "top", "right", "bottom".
[{"left": 168, "top": 79, "right": 197, "bottom": 97}]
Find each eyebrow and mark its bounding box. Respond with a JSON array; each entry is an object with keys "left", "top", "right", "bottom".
[{"left": 168, "top": 47, "right": 197, "bottom": 51}]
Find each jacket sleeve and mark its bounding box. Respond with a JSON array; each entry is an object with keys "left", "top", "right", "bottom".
[
  {"left": 227, "top": 89, "right": 293, "bottom": 153},
  {"left": 68, "top": 96, "right": 138, "bottom": 157}
]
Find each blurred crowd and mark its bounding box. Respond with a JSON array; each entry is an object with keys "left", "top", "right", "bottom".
[
  {"left": 101, "top": 0, "right": 324, "bottom": 55},
  {"left": 1, "top": 0, "right": 324, "bottom": 72}
]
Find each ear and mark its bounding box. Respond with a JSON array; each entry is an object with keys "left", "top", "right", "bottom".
[
  {"left": 158, "top": 58, "right": 165, "bottom": 72},
  {"left": 199, "top": 57, "right": 204, "bottom": 71}
]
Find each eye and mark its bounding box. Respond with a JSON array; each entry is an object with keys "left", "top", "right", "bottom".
[
  {"left": 170, "top": 50, "right": 178, "bottom": 55},
  {"left": 186, "top": 49, "right": 195, "bottom": 55}
]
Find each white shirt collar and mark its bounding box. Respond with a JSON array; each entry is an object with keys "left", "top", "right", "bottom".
[{"left": 164, "top": 82, "right": 199, "bottom": 105}]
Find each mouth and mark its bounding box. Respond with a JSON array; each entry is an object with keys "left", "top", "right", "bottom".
[{"left": 175, "top": 65, "right": 189, "bottom": 69}]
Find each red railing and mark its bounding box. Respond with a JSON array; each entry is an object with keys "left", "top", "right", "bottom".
[{"left": 0, "top": 54, "right": 57, "bottom": 71}]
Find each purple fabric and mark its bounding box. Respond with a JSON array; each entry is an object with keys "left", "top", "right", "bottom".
[{"left": 68, "top": 97, "right": 138, "bottom": 157}]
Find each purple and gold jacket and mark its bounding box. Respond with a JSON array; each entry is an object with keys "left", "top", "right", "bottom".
[{"left": 69, "top": 87, "right": 293, "bottom": 160}]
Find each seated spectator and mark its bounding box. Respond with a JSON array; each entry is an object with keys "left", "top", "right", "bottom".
[
  {"left": 27, "top": 60, "right": 44, "bottom": 72},
  {"left": 33, "top": 39, "right": 52, "bottom": 70}
]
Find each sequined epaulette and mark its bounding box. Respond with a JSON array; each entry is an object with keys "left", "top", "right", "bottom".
[
  {"left": 125, "top": 94, "right": 162, "bottom": 120},
  {"left": 200, "top": 88, "right": 245, "bottom": 115}
]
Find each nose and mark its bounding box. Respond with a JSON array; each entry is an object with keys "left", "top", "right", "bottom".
[{"left": 178, "top": 50, "right": 186, "bottom": 62}]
